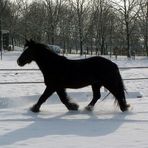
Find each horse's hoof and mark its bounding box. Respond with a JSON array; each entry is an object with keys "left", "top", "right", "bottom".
[
  {"left": 85, "top": 105, "right": 94, "bottom": 111},
  {"left": 121, "top": 104, "right": 130, "bottom": 112},
  {"left": 127, "top": 104, "right": 130, "bottom": 108},
  {"left": 67, "top": 103, "right": 79, "bottom": 111},
  {"left": 30, "top": 105, "right": 40, "bottom": 113}
]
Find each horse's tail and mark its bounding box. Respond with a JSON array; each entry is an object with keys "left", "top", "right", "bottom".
[{"left": 113, "top": 65, "right": 130, "bottom": 112}]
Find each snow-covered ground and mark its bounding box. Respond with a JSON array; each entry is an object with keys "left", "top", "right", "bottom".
[{"left": 0, "top": 50, "right": 148, "bottom": 148}]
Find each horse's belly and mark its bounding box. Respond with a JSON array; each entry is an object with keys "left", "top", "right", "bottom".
[
  {"left": 66, "top": 83, "right": 89, "bottom": 89},
  {"left": 45, "top": 72, "right": 100, "bottom": 89},
  {"left": 63, "top": 78, "right": 97, "bottom": 89}
]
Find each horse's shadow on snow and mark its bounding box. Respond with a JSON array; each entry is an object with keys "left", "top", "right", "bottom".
[{"left": 0, "top": 109, "right": 144, "bottom": 146}]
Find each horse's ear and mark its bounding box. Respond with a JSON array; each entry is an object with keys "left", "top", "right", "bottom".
[
  {"left": 25, "top": 39, "right": 29, "bottom": 44},
  {"left": 24, "top": 39, "right": 30, "bottom": 47},
  {"left": 30, "top": 39, "right": 36, "bottom": 45},
  {"left": 25, "top": 39, "right": 35, "bottom": 47}
]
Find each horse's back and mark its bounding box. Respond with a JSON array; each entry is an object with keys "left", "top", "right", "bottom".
[
  {"left": 65, "top": 56, "right": 118, "bottom": 80},
  {"left": 69, "top": 56, "right": 117, "bottom": 71}
]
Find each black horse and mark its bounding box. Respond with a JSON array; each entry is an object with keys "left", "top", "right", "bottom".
[{"left": 17, "top": 40, "right": 130, "bottom": 113}]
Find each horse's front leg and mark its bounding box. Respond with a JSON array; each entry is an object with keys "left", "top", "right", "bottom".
[
  {"left": 56, "top": 89, "right": 79, "bottom": 111},
  {"left": 31, "top": 87, "right": 54, "bottom": 112}
]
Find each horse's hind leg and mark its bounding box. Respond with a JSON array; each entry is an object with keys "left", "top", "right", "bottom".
[
  {"left": 57, "top": 89, "right": 79, "bottom": 111},
  {"left": 31, "top": 87, "right": 54, "bottom": 112},
  {"left": 85, "top": 84, "right": 101, "bottom": 111}
]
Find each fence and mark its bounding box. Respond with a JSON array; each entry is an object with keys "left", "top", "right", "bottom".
[{"left": 0, "top": 67, "right": 148, "bottom": 85}]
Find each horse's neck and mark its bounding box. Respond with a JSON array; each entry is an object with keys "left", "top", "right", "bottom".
[{"left": 35, "top": 54, "right": 63, "bottom": 73}]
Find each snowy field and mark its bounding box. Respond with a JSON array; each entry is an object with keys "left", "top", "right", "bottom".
[{"left": 0, "top": 50, "right": 148, "bottom": 148}]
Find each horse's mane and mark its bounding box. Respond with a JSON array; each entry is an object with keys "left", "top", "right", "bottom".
[
  {"left": 26, "top": 40, "right": 61, "bottom": 58},
  {"left": 39, "top": 43, "right": 59, "bottom": 56}
]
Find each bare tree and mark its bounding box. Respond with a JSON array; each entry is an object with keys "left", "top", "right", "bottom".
[
  {"left": 146, "top": 1, "right": 148, "bottom": 55},
  {"left": 57, "top": 4, "right": 74, "bottom": 53},
  {"left": 0, "top": 0, "right": 8, "bottom": 60},
  {"left": 0, "top": 0, "right": 8, "bottom": 50},
  {"left": 7, "top": 0, "right": 22, "bottom": 48},
  {"left": 90, "top": 0, "right": 113, "bottom": 55},
  {"left": 15, "top": 0, "right": 30, "bottom": 40},
  {"left": 24, "top": 1, "right": 46, "bottom": 41},
  {"left": 138, "top": 0, "right": 148, "bottom": 56},
  {"left": 43, "top": 0, "right": 65, "bottom": 44},
  {"left": 69, "top": 0, "right": 90, "bottom": 55},
  {"left": 112, "top": 0, "right": 141, "bottom": 58}
]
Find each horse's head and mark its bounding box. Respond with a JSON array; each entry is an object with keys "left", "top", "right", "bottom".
[{"left": 17, "top": 39, "right": 35, "bottom": 66}]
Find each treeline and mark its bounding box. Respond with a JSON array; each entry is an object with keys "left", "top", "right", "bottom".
[{"left": 0, "top": 0, "right": 148, "bottom": 57}]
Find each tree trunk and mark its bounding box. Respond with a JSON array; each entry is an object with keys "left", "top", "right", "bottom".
[
  {"left": 124, "top": 0, "right": 131, "bottom": 58},
  {"left": 78, "top": 17, "right": 83, "bottom": 56},
  {"left": 100, "top": 36, "right": 105, "bottom": 55},
  {"left": 80, "top": 37, "right": 83, "bottom": 55},
  {"left": 146, "top": 2, "right": 148, "bottom": 56},
  {"left": 145, "top": 35, "right": 148, "bottom": 56},
  {"left": 51, "top": 25, "right": 55, "bottom": 45},
  {"left": 0, "top": 17, "right": 2, "bottom": 60},
  {"left": 0, "top": 18, "right": 2, "bottom": 51},
  {"left": 126, "top": 32, "right": 131, "bottom": 58}
]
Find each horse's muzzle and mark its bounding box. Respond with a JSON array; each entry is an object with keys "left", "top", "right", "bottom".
[{"left": 17, "top": 59, "right": 23, "bottom": 66}]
